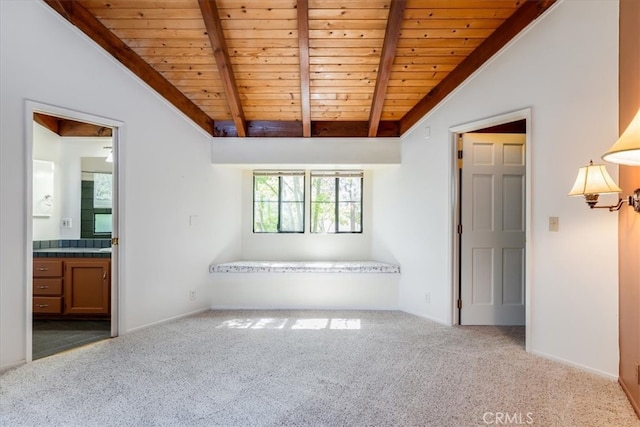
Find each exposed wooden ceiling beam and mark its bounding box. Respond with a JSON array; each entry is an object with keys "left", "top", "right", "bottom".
[
  {"left": 399, "top": 0, "right": 557, "bottom": 134},
  {"left": 43, "top": 1, "right": 215, "bottom": 136},
  {"left": 33, "top": 113, "right": 60, "bottom": 135},
  {"left": 213, "top": 120, "right": 399, "bottom": 138},
  {"left": 297, "top": 0, "right": 311, "bottom": 138},
  {"left": 59, "top": 120, "right": 113, "bottom": 137},
  {"left": 369, "top": 0, "right": 406, "bottom": 138},
  {"left": 473, "top": 119, "right": 526, "bottom": 134},
  {"left": 33, "top": 113, "right": 113, "bottom": 137},
  {"left": 198, "top": 0, "right": 247, "bottom": 137}
]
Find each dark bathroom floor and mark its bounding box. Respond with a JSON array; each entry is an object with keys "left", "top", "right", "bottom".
[{"left": 32, "top": 319, "right": 111, "bottom": 360}]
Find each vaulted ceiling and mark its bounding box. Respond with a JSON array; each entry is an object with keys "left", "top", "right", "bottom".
[{"left": 44, "top": 0, "right": 555, "bottom": 138}]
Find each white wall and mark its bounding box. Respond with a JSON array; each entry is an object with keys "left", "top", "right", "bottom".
[
  {"left": 373, "top": 0, "right": 620, "bottom": 377},
  {"left": 211, "top": 137, "right": 401, "bottom": 165},
  {"left": 32, "top": 123, "right": 62, "bottom": 241},
  {"left": 0, "top": 1, "right": 241, "bottom": 369},
  {"left": 32, "top": 125, "right": 113, "bottom": 241}
]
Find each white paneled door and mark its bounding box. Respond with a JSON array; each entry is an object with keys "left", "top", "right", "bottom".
[{"left": 460, "top": 133, "right": 526, "bottom": 325}]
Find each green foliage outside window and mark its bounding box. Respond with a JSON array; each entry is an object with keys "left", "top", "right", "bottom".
[
  {"left": 253, "top": 173, "right": 304, "bottom": 233},
  {"left": 311, "top": 172, "right": 362, "bottom": 233}
]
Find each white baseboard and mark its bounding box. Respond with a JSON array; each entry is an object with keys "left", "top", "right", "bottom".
[
  {"left": 401, "top": 308, "right": 451, "bottom": 326},
  {"left": 530, "top": 349, "right": 618, "bottom": 381},
  {"left": 1, "top": 358, "right": 27, "bottom": 373},
  {"left": 125, "top": 307, "right": 210, "bottom": 334}
]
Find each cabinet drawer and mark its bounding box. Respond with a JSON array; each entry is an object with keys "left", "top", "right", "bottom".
[
  {"left": 33, "top": 260, "right": 63, "bottom": 278},
  {"left": 33, "top": 278, "right": 62, "bottom": 296},
  {"left": 33, "top": 297, "right": 63, "bottom": 314}
]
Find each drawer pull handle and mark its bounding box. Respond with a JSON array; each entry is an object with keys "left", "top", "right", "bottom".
[
  {"left": 36, "top": 304, "right": 49, "bottom": 308},
  {"left": 36, "top": 285, "right": 49, "bottom": 289},
  {"left": 38, "top": 267, "right": 49, "bottom": 271}
]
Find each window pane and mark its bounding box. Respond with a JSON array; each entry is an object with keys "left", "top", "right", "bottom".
[
  {"left": 281, "top": 175, "right": 304, "bottom": 202},
  {"left": 338, "top": 177, "right": 361, "bottom": 202},
  {"left": 338, "top": 202, "right": 362, "bottom": 232},
  {"left": 311, "top": 177, "right": 335, "bottom": 201},
  {"left": 254, "top": 201, "right": 278, "bottom": 232},
  {"left": 311, "top": 202, "right": 335, "bottom": 233},
  {"left": 93, "top": 173, "right": 112, "bottom": 209},
  {"left": 94, "top": 213, "right": 112, "bottom": 234},
  {"left": 280, "top": 201, "right": 304, "bottom": 232},
  {"left": 254, "top": 176, "right": 279, "bottom": 202}
]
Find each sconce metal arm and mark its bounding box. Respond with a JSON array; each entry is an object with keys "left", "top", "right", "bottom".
[
  {"left": 586, "top": 189, "right": 640, "bottom": 212},
  {"left": 589, "top": 198, "right": 625, "bottom": 211}
]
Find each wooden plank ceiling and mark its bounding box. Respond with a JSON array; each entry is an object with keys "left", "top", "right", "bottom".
[{"left": 45, "top": 0, "right": 555, "bottom": 138}]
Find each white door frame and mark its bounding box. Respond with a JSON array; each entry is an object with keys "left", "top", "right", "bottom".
[
  {"left": 25, "top": 100, "right": 124, "bottom": 362},
  {"left": 449, "top": 108, "right": 532, "bottom": 351}
]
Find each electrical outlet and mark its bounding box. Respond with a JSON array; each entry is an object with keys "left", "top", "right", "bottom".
[
  {"left": 189, "top": 290, "right": 196, "bottom": 301},
  {"left": 425, "top": 292, "right": 431, "bottom": 304},
  {"left": 61, "top": 218, "right": 72, "bottom": 228}
]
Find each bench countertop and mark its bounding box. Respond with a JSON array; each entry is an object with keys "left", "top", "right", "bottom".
[{"left": 210, "top": 261, "right": 400, "bottom": 274}]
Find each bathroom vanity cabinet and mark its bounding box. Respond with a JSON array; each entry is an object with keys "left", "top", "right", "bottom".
[{"left": 33, "top": 258, "right": 110, "bottom": 317}]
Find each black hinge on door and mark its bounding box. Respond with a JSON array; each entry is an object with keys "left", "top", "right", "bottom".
[
  {"left": 457, "top": 299, "right": 462, "bottom": 309},
  {"left": 457, "top": 150, "right": 463, "bottom": 159},
  {"left": 457, "top": 224, "right": 463, "bottom": 234}
]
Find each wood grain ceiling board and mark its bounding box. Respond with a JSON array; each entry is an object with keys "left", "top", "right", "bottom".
[
  {"left": 48, "top": 0, "right": 556, "bottom": 138},
  {"left": 80, "top": 0, "right": 232, "bottom": 121},
  {"left": 308, "top": 0, "right": 389, "bottom": 121},
  {"left": 384, "top": 1, "right": 519, "bottom": 120},
  {"left": 218, "top": 0, "right": 301, "bottom": 122}
]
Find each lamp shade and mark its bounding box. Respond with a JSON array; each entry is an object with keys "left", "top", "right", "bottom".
[
  {"left": 602, "top": 108, "right": 640, "bottom": 166},
  {"left": 568, "top": 161, "right": 621, "bottom": 196}
]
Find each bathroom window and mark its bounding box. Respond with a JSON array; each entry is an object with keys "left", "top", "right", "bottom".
[
  {"left": 94, "top": 213, "right": 112, "bottom": 234},
  {"left": 253, "top": 171, "right": 305, "bottom": 233},
  {"left": 310, "top": 171, "right": 363, "bottom": 233},
  {"left": 93, "top": 173, "right": 112, "bottom": 209}
]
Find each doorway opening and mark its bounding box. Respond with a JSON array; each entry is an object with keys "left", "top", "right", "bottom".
[
  {"left": 26, "top": 102, "right": 122, "bottom": 362},
  {"left": 450, "top": 109, "right": 532, "bottom": 349}
]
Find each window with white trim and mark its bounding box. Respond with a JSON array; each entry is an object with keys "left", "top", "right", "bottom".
[
  {"left": 310, "top": 171, "right": 363, "bottom": 233},
  {"left": 253, "top": 171, "right": 305, "bottom": 233}
]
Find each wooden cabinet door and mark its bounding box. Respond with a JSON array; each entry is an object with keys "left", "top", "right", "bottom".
[{"left": 63, "top": 259, "right": 110, "bottom": 315}]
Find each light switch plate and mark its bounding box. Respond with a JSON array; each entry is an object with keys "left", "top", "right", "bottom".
[{"left": 549, "top": 216, "right": 559, "bottom": 232}]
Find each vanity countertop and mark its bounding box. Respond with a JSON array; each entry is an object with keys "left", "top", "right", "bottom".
[
  {"left": 33, "top": 247, "right": 111, "bottom": 258},
  {"left": 33, "top": 239, "right": 112, "bottom": 258}
]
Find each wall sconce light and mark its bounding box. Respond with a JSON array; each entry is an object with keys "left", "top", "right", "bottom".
[
  {"left": 602, "top": 109, "right": 640, "bottom": 166},
  {"left": 569, "top": 107, "right": 640, "bottom": 212},
  {"left": 568, "top": 161, "right": 631, "bottom": 211}
]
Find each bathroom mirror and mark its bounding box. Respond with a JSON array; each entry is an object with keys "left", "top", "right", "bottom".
[{"left": 81, "top": 157, "right": 113, "bottom": 238}]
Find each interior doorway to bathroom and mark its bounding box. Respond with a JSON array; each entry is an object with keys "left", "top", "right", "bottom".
[{"left": 27, "top": 104, "right": 122, "bottom": 361}]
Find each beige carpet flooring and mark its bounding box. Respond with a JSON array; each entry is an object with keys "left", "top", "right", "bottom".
[{"left": 1, "top": 310, "right": 638, "bottom": 426}]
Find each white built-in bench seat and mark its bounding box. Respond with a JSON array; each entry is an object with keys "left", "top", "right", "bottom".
[
  {"left": 209, "top": 260, "right": 400, "bottom": 310},
  {"left": 209, "top": 260, "right": 400, "bottom": 274}
]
